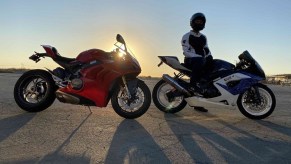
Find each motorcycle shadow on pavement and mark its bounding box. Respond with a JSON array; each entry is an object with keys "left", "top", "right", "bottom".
[
  {"left": 0, "top": 113, "right": 35, "bottom": 143},
  {"left": 37, "top": 111, "right": 92, "bottom": 163},
  {"left": 104, "top": 119, "right": 170, "bottom": 164},
  {"left": 164, "top": 112, "right": 291, "bottom": 163},
  {"left": 256, "top": 120, "right": 291, "bottom": 137},
  {"left": 1, "top": 111, "right": 92, "bottom": 164}
]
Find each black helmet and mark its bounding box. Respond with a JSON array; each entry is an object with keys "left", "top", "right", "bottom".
[{"left": 190, "top": 12, "right": 206, "bottom": 32}]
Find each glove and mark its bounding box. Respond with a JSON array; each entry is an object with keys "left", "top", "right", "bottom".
[{"left": 204, "top": 55, "right": 213, "bottom": 71}]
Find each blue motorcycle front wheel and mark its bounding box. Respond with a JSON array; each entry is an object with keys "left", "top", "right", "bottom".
[{"left": 237, "top": 83, "right": 276, "bottom": 119}]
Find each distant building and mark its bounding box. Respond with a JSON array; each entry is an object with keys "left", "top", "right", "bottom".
[{"left": 267, "top": 74, "right": 291, "bottom": 85}]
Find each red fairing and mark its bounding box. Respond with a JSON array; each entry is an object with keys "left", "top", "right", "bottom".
[
  {"left": 76, "top": 49, "right": 110, "bottom": 63},
  {"left": 59, "top": 49, "right": 141, "bottom": 107},
  {"left": 42, "top": 45, "right": 56, "bottom": 58}
]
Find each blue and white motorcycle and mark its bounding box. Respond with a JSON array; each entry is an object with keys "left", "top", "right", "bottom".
[{"left": 152, "top": 51, "right": 276, "bottom": 119}]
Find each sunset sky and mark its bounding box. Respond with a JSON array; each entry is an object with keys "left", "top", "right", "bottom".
[{"left": 1, "top": 0, "right": 290, "bottom": 77}]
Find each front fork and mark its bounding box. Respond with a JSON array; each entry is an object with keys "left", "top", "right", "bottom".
[
  {"left": 253, "top": 86, "right": 262, "bottom": 104},
  {"left": 122, "top": 76, "right": 132, "bottom": 99},
  {"left": 246, "top": 85, "right": 261, "bottom": 104},
  {"left": 122, "top": 76, "right": 138, "bottom": 99}
]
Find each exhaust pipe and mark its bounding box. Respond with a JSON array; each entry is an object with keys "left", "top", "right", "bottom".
[
  {"left": 56, "top": 90, "right": 80, "bottom": 104},
  {"left": 162, "top": 74, "right": 191, "bottom": 96}
]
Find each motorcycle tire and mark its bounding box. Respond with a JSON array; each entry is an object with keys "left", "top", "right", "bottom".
[
  {"left": 152, "top": 79, "right": 187, "bottom": 113},
  {"left": 237, "top": 83, "right": 276, "bottom": 119},
  {"left": 14, "top": 69, "right": 57, "bottom": 112},
  {"left": 111, "top": 79, "right": 151, "bottom": 119}
]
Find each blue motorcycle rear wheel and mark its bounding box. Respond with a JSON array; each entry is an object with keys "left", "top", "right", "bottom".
[{"left": 153, "top": 79, "right": 187, "bottom": 113}]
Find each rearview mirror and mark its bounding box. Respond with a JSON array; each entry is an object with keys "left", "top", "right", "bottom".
[{"left": 116, "top": 34, "right": 125, "bottom": 44}]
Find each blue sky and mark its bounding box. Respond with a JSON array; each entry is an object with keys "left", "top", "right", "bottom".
[{"left": 0, "top": 0, "right": 290, "bottom": 76}]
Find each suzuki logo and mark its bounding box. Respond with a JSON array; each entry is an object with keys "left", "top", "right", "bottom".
[
  {"left": 224, "top": 75, "right": 235, "bottom": 82},
  {"left": 224, "top": 76, "right": 231, "bottom": 81}
]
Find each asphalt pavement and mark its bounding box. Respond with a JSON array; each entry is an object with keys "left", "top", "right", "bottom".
[{"left": 1, "top": 73, "right": 291, "bottom": 163}]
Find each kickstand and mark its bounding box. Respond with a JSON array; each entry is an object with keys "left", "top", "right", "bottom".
[{"left": 87, "top": 106, "right": 92, "bottom": 114}]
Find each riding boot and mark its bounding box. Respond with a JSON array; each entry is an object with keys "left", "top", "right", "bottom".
[{"left": 194, "top": 106, "right": 208, "bottom": 112}]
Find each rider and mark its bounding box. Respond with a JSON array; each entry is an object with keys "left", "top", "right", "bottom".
[
  {"left": 181, "top": 12, "right": 213, "bottom": 94},
  {"left": 181, "top": 12, "right": 213, "bottom": 112}
]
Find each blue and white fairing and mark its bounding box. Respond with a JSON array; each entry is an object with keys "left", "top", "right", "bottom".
[
  {"left": 216, "top": 72, "right": 264, "bottom": 95},
  {"left": 185, "top": 51, "right": 266, "bottom": 107},
  {"left": 185, "top": 72, "right": 264, "bottom": 107},
  {"left": 158, "top": 51, "right": 266, "bottom": 107}
]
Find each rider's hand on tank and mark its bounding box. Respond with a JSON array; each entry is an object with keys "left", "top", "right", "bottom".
[
  {"left": 206, "top": 55, "right": 213, "bottom": 63},
  {"left": 205, "top": 55, "right": 213, "bottom": 68}
]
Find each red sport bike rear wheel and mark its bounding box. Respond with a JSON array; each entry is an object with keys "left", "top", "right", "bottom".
[{"left": 14, "top": 69, "right": 57, "bottom": 112}]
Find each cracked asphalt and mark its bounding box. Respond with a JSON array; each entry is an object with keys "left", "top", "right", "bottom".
[{"left": 1, "top": 73, "right": 291, "bottom": 163}]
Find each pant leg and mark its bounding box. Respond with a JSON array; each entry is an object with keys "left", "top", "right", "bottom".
[{"left": 184, "top": 57, "right": 205, "bottom": 85}]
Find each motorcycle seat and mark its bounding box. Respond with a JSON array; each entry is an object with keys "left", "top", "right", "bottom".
[
  {"left": 51, "top": 47, "right": 76, "bottom": 64},
  {"left": 55, "top": 55, "right": 76, "bottom": 64},
  {"left": 54, "top": 53, "right": 81, "bottom": 70},
  {"left": 180, "top": 63, "right": 192, "bottom": 76},
  {"left": 181, "top": 63, "right": 191, "bottom": 69},
  {"left": 55, "top": 56, "right": 82, "bottom": 72}
]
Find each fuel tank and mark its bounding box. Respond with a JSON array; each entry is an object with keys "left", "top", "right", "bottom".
[{"left": 76, "top": 49, "right": 112, "bottom": 63}]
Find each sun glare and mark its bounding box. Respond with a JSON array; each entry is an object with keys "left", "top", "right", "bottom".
[{"left": 118, "top": 50, "right": 126, "bottom": 57}]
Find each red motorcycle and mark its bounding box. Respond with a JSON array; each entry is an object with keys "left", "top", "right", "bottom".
[{"left": 14, "top": 34, "right": 151, "bottom": 119}]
